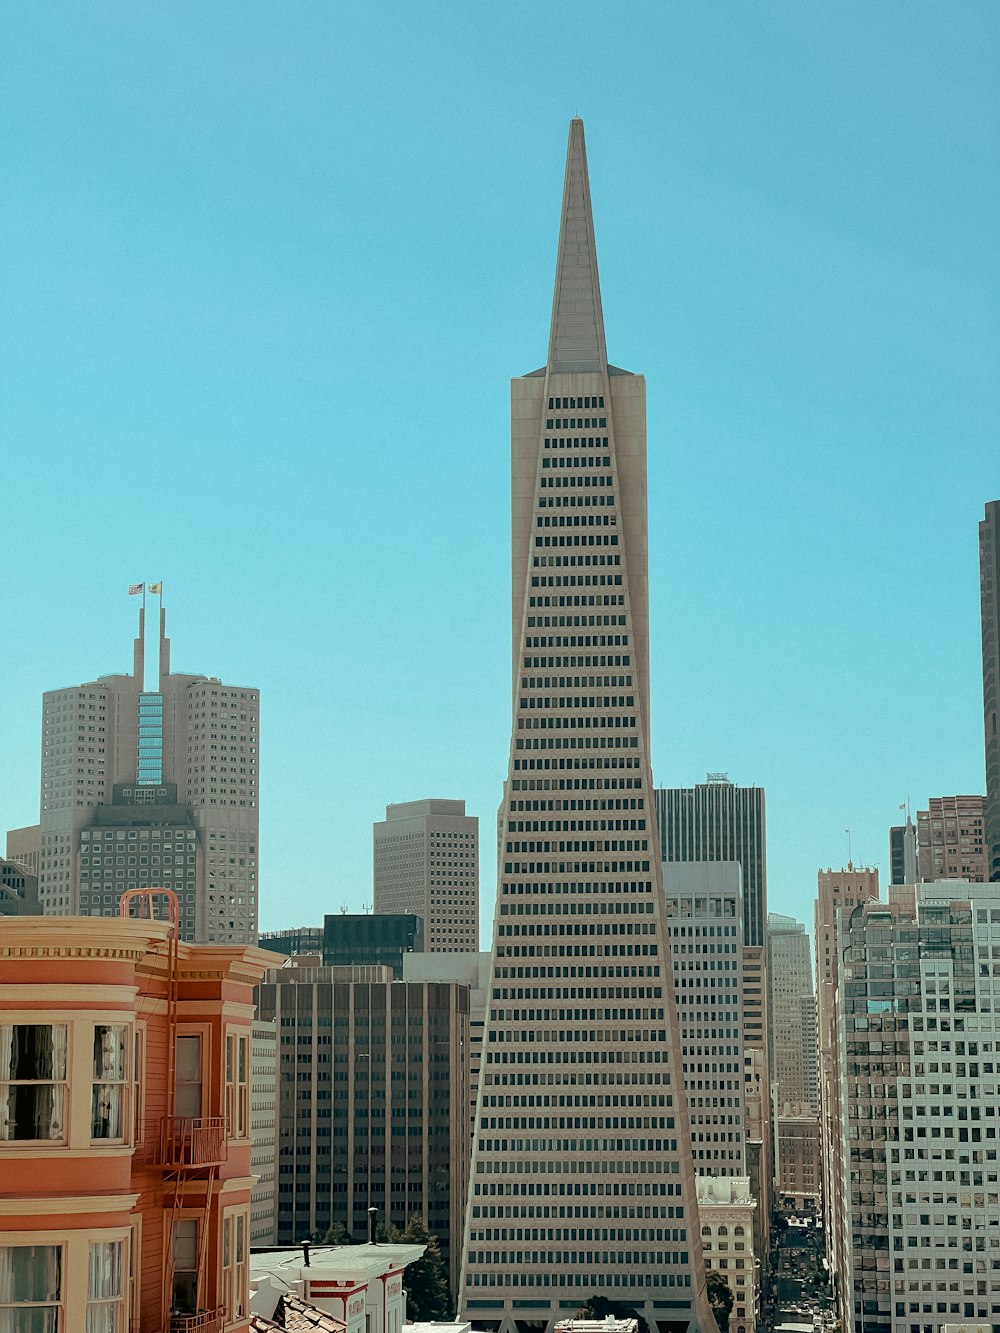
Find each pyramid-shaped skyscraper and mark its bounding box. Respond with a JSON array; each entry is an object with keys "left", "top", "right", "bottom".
[{"left": 459, "top": 120, "right": 712, "bottom": 1333}]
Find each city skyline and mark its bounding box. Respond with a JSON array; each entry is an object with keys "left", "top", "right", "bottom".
[{"left": 2, "top": 5, "right": 998, "bottom": 944}]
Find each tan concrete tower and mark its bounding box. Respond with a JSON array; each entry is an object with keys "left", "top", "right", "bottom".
[{"left": 459, "top": 120, "right": 711, "bottom": 1333}]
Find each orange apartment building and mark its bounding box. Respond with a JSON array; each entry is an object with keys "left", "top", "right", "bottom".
[{"left": 0, "top": 894, "right": 275, "bottom": 1332}]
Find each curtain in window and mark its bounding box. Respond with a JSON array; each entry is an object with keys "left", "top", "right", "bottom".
[
  {"left": 0, "top": 1244, "right": 61, "bottom": 1312},
  {"left": 86, "top": 1240, "right": 123, "bottom": 1333},
  {"left": 0, "top": 1027, "right": 11, "bottom": 1141},
  {"left": 92, "top": 1026, "right": 127, "bottom": 1140}
]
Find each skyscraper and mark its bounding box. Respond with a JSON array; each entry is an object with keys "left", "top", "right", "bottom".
[
  {"left": 373, "top": 799, "right": 479, "bottom": 951},
  {"left": 39, "top": 596, "right": 259, "bottom": 942},
  {"left": 766, "top": 913, "right": 818, "bottom": 1114},
  {"left": 460, "top": 120, "right": 711, "bottom": 1333},
  {"left": 888, "top": 814, "right": 917, "bottom": 885},
  {"left": 813, "top": 864, "right": 879, "bottom": 1300},
  {"left": 255, "top": 963, "right": 470, "bottom": 1301},
  {"left": 981, "top": 500, "right": 1000, "bottom": 882},
  {"left": 916, "top": 795, "right": 987, "bottom": 883},
  {"left": 655, "top": 778, "right": 771, "bottom": 1256},
  {"left": 834, "top": 881, "right": 1000, "bottom": 1333}
]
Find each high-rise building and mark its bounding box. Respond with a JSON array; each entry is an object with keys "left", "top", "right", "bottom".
[
  {"left": 663, "top": 863, "right": 746, "bottom": 1177},
  {"left": 916, "top": 795, "right": 987, "bottom": 883},
  {"left": 259, "top": 925, "right": 325, "bottom": 958},
  {"left": 460, "top": 120, "right": 711, "bottom": 1333},
  {"left": 322, "top": 912, "right": 423, "bottom": 976},
  {"left": 251, "top": 1018, "right": 279, "bottom": 1245},
  {"left": 38, "top": 598, "right": 259, "bottom": 943},
  {"left": 5, "top": 824, "right": 40, "bottom": 876},
  {"left": 254, "top": 963, "right": 470, "bottom": 1302},
  {"left": 373, "top": 800, "right": 479, "bottom": 952},
  {"left": 813, "top": 864, "right": 879, "bottom": 1301},
  {"left": 834, "top": 881, "right": 1000, "bottom": 1333},
  {"left": 655, "top": 779, "right": 771, "bottom": 1257},
  {"left": 767, "top": 913, "right": 818, "bottom": 1114},
  {"left": 982, "top": 501, "right": 1000, "bottom": 882},
  {"left": 888, "top": 814, "right": 918, "bottom": 886}
]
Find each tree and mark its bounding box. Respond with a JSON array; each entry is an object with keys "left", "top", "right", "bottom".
[
  {"left": 311, "top": 1220, "right": 349, "bottom": 1245},
  {"left": 705, "top": 1271, "right": 734, "bottom": 1333},
  {"left": 576, "top": 1294, "right": 650, "bottom": 1333},
  {"left": 396, "top": 1214, "right": 453, "bottom": 1321}
]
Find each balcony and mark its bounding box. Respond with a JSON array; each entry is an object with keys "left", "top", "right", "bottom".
[
  {"left": 157, "top": 1116, "right": 229, "bottom": 1169},
  {"left": 167, "top": 1309, "right": 225, "bottom": 1333}
]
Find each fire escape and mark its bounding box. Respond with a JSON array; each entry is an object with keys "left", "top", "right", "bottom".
[{"left": 120, "top": 889, "right": 228, "bottom": 1333}]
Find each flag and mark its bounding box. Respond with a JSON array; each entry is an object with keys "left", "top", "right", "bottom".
[
  {"left": 149, "top": 582, "right": 162, "bottom": 594},
  {"left": 129, "top": 584, "right": 144, "bottom": 596}
]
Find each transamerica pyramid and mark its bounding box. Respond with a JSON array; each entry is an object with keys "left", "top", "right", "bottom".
[{"left": 458, "top": 120, "right": 713, "bottom": 1333}]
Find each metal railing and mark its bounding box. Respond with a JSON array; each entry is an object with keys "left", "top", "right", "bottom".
[
  {"left": 157, "top": 1116, "right": 228, "bottom": 1168},
  {"left": 166, "top": 1308, "right": 226, "bottom": 1333}
]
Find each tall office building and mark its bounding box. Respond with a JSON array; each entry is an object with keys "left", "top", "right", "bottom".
[
  {"left": 663, "top": 863, "right": 746, "bottom": 1177},
  {"left": 373, "top": 799, "right": 479, "bottom": 952},
  {"left": 655, "top": 779, "right": 771, "bottom": 1253},
  {"left": 814, "top": 864, "right": 879, "bottom": 1300},
  {"left": 259, "top": 925, "right": 325, "bottom": 958},
  {"left": 834, "top": 881, "right": 1000, "bottom": 1333},
  {"left": 460, "top": 120, "right": 711, "bottom": 1333},
  {"left": 39, "top": 597, "right": 259, "bottom": 942},
  {"left": 888, "top": 815, "right": 918, "bottom": 886},
  {"left": 767, "top": 913, "right": 818, "bottom": 1114},
  {"left": 980, "top": 501, "right": 1000, "bottom": 882},
  {"left": 916, "top": 795, "right": 987, "bottom": 884},
  {"left": 255, "top": 963, "right": 470, "bottom": 1302}
]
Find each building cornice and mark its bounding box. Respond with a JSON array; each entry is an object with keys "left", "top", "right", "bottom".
[{"left": 0, "top": 1192, "right": 140, "bottom": 1216}]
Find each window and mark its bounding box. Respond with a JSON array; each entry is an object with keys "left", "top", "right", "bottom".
[
  {"left": 172, "top": 1220, "right": 198, "bottom": 1313},
  {"left": 88, "top": 1239, "right": 125, "bottom": 1332},
  {"left": 175, "top": 1036, "right": 202, "bottom": 1119},
  {"left": 92, "top": 1025, "right": 129, "bottom": 1141},
  {"left": 133, "top": 1027, "right": 146, "bottom": 1145},
  {"left": 225, "top": 1033, "right": 249, "bottom": 1139},
  {"left": 0, "top": 1244, "right": 62, "bottom": 1329},
  {"left": 1, "top": 1025, "right": 67, "bottom": 1142},
  {"left": 221, "top": 1211, "right": 249, "bottom": 1321}
]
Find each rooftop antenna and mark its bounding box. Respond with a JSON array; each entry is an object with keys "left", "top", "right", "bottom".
[{"left": 845, "top": 827, "right": 853, "bottom": 868}]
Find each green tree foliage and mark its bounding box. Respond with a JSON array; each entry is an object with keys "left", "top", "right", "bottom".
[
  {"left": 396, "top": 1214, "right": 453, "bottom": 1320},
  {"left": 706, "top": 1271, "right": 734, "bottom": 1333},
  {"left": 576, "top": 1293, "right": 650, "bottom": 1333},
  {"left": 311, "top": 1220, "right": 349, "bottom": 1245}
]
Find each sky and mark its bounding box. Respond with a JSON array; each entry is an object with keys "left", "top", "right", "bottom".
[{"left": 1, "top": 3, "right": 998, "bottom": 943}]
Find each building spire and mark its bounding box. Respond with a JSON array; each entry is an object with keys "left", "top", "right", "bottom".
[{"left": 547, "top": 118, "right": 608, "bottom": 374}]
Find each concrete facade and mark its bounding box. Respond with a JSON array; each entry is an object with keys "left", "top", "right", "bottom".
[
  {"left": 254, "top": 963, "right": 470, "bottom": 1302},
  {"left": 460, "top": 120, "right": 711, "bottom": 1333},
  {"left": 5, "top": 823, "right": 40, "bottom": 876},
  {"left": 38, "top": 602, "right": 259, "bottom": 943},
  {"left": 767, "top": 913, "right": 818, "bottom": 1114},
  {"left": 373, "top": 800, "right": 479, "bottom": 953},
  {"left": 835, "top": 882, "right": 1000, "bottom": 1333},
  {"left": 655, "top": 779, "right": 772, "bottom": 1247},
  {"left": 695, "top": 1175, "right": 759, "bottom": 1333},
  {"left": 663, "top": 862, "right": 747, "bottom": 1176},
  {"left": 774, "top": 1107, "right": 821, "bottom": 1212},
  {"left": 917, "top": 796, "right": 988, "bottom": 885},
  {"left": 250, "top": 1018, "right": 279, "bottom": 1245},
  {"left": 814, "top": 863, "right": 880, "bottom": 1294}
]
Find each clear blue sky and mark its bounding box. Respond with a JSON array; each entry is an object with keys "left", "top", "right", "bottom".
[{"left": 2, "top": 3, "right": 998, "bottom": 941}]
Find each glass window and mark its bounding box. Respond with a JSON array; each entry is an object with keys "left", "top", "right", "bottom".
[
  {"left": 172, "top": 1221, "right": 198, "bottom": 1313},
  {"left": 87, "top": 1239, "right": 125, "bottom": 1333},
  {"left": 92, "top": 1025, "right": 129, "bottom": 1141},
  {"left": 0, "top": 1244, "right": 62, "bottom": 1330},
  {"left": 0, "top": 1026, "right": 68, "bottom": 1142}
]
